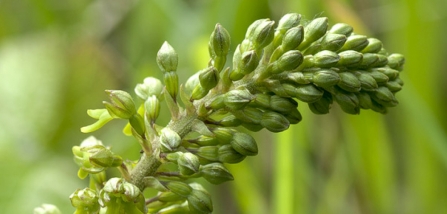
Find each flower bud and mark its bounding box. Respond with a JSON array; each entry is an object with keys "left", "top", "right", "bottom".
[
  {"left": 371, "top": 67, "right": 399, "bottom": 80},
  {"left": 271, "top": 50, "right": 303, "bottom": 73},
  {"left": 371, "top": 99, "right": 387, "bottom": 114},
  {"left": 354, "top": 71, "right": 378, "bottom": 91},
  {"left": 157, "top": 41, "right": 178, "bottom": 72},
  {"left": 329, "top": 23, "right": 353, "bottom": 36},
  {"left": 357, "top": 91, "right": 373, "bottom": 109},
  {"left": 70, "top": 188, "right": 100, "bottom": 213},
  {"left": 191, "top": 85, "right": 209, "bottom": 100},
  {"left": 298, "top": 17, "right": 328, "bottom": 50},
  {"left": 293, "top": 84, "right": 324, "bottom": 103},
  {"left": 358, "top": 53, "right": 379, "bottom": 68},
  {"left": 157, "top": 191, "right": 184, "bottom": 203},
  {"left": 320, "top": 33, "right": 347, "bottom": 52},
  {"left": 164, "top": 71, "right": 179, "bottom": 99},
  {"left": 264, "top": 79, "right": 288, "bottom": 97},
  {"left": 104, "top": 90, "right": 136, "bottom": 119},
  {"left": 371, "top": 54, "right": 388, "bottom": 67},
  {"left": 178, "top": 152, "right": 201, "bottom": 176},
  {"left": 187, "top": 189, "right": 213, "bottom": 214},
  {"left": 199, "top": 67, "right": 219, "bottom": 91},
  {"left": 232, "top": 107, "right": 263, "bottom": 124},
  {"left": 230, "top": 132, "right": 258, "bottom": 156},
  {"left": 312, "top": 69, "right": 340, "bottom": 88},
  {"left": 145, "top": 95, "right": 160, "bottom": 123},
  {"left": 212, "top": 127, "right": 235, "bottom": 144},
  {"left": 287, "top": 72, "right": 311, "bottom": 84},
  {"left": 208, "top": 94, "right": 225, "bottom": 110},
  {"left": 365, "top": 70, "right": 389, "bottom": 83},
  {"left": 157, "top": 203, "right": 190, "bottom": 214},
  {"left": 218, "top": 144, "right": 246, "bottom": 163},
  {"left": 195, "top": 146, "right": 219, "bottom": 161},
  {"left": 313, "top": 50, "right": 340, "bottom": 67},
  {"left": 185, "top": 72, "right": 200, "bottom": 96},
  {"left": 191, "top": 135, "right": 220, "bottom": 146},
  {"left": 217, "top": 114, "right": 242, "bottom": 127},
  {"left": 361, "top": 38, "right": 383, "bottom": 53},
  {"left": 200, "top": 163, "right": 234, "bottom": 184},
  {"left": 338, "top": 50, "right": 363, "bottom": 67},
  {"left": 34, "top": 204, "right": 61, "bottom": 214},
  {"left": 282, "top": 26, "right": 304, "bottom": 51},
  {"left": 253, "top": 93, "right": 271, "bottom": 109},
  {"left": 231, "top": 51, "right": 259, "bottom": 81},
  {"left": 371, "top": 86, "right": 398, "bottom": 107},
  {"left": 166, "top": 181, "right": 192, "bottom": 198},
  {"left": 333, "top": 88, "right": 360, "bottom": 114},
  {"left": 339, "top": 35, "right": 369, "bottom": 52},
  {"left": 135, "top": 77, "right": 164, "bottom": 101},
  {"left": 89, "top": 147, "right": 123, "bottom": 168},
  {"left": 277, "top": 13, "right": 301, "bottom": 33},
  {"left": 249, "top": 19, "right": 275, "bottom": 50},
  {"left": 387, "top": 53, "right": 405, "bottom": 70},
  {"left": 224, "top": 89, "right": 254, "bottom": 110},
  {"left": 337, "top": 72, "right": 361, "bottom": 92},
  {"left": 285, "top": 108, "right": 302, "bottom": 124},
  {"left": 160, "top": 128, "right": 181, "bottom": 152},
  {"left": 260, "top": 111, "right": 290, "bottom": 133},
  {"left": 308, "top": 92, "right": 333, "bottom": 114},
  {"left": 209, "top": 24, "right": 231, "bottom": 58},
  {"left": 269, "top": 95, "right": 298, "bottom": 113},
  {"left": 386, "top": 81, "right": 402, "bottom": 92}
]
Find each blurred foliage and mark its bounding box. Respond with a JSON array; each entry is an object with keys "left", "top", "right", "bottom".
[{"left": 0, "top": 0, "right": 446, "bottom": 213}]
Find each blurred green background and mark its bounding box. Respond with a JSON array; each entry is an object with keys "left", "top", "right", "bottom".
[{"left": 1, "top": 0, "right": 446, "bottom": 213}]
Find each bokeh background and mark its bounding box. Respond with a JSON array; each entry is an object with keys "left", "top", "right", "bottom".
[{"left": 1, "top": 0, "right": 447, "bottom": 213}]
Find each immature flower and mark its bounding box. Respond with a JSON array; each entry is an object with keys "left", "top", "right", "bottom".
[
  {"left": 230, "top": 132, "right": 258, "bottom": 156},
  {"left": 199, "top": 66, "right": 219, "bottom": 91},
  {"left": 312, "top": 69, "right": 340, "bottom": 88},
  {"left": 103, "top": 90, "right": 136, "bottom": 119},
  {"left": 135, "top": 77, "right": 164, "bottom": 101},
  {"left": 145, "top": 95, "right": 160, "bottom": 123},
  {"left": 281, "top": 26, "right": 304, "bottom": 51},
  {"left": 33, "top": 204, "right": 61, "bottom": 214},
  {"left": 160, "top": 128, "right": 182, "bottom": 152},
  {"left": 269, "top": 95, "right": 298, "bottom": 113},
  {"left": 387, "top": 53, "right": 405, "bottom": 70},
  {"left": 298, "top": 17, "right": 328, "bottom": 50},
  {"left": 271, "top": 50, "right": 303, "bottom": 73},
  {"left": 70, "top": 188, "right": 100, "bottom": 213},
  {"left": 329, "top": 23, "right": 353, "bottom": 36},
  {"left": 277, "top": 13, "right": 301, "bottom": 33},
  {"left": 339, "top": 35, "right": 369, "bottom": 52},
  {"left": 209, "top": 24, "right": 231, "bottom": 58},
  {"left": 260, "top": 111, "right": 290, "bottom": 133},
  {"left": 164, "top": 71, "right": 179, "bottom": 99},
  {"left": 333, "top": 88, "right": 360, "bottom": 114},
  {"left": 313, "top": 50, "right": 340, "bottom": 67},
  {"left": 178, "top": 152, "right": 201, "bottom": 176},
  {"left": 187, "top": 189, "right": 213, "bottom": 214},
  {"left": 224, "top": 88, "right": 254, "bottom": 110},
  {"left": 200, "top": 163, "right": 234, "bottom": 184},
  {"left": 338, "top": 72, "right": 361, "bottom": 92},
  {"left": 308, "top": 92, "right": 333, "bottom": 114},
  {"left": 320, "top": 33, "right": 347, "bottom": 52},
  {"left": 166, "top": 181, "right": 193, "bottom": 198},
  {"left": 157, "top": 41, "right": 178, "bottom": 73},
  {"left": 231, "top": 50, "right": 259, "bottom": 81},
  {"left": 248, "top": 19, "right": 275, "bottom": 50},
  {"left": 362, "top": 38, "right": 383, "bottom": 53},
  {"left": 337, "top": 50, "right": 363, "bottom": 67},
  {"left": 99, "top": 178, "right": 146, "bottom": 213},
  {"left": 218, "top": 144, "right": 246, "bottom": 163},
  {"left": 355, "top": 71, "right": 378, "bottom": 91}
]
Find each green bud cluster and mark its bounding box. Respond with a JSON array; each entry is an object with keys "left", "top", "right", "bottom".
[{"left": 74, "top": 13, "right": 405, "bottom": 213}]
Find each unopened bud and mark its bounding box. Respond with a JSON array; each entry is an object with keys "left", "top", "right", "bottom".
[
  {"left": 313, "top": 50, "right": 340, "bottom": 67},
  {"left": 293, "top": 84, "right": 324, "bottom": 103},
  {"left": 281, "top": 26, "right": 304, "bottom": 51},
  {"left": 338, "top": 50, "right": 363, "bottom": 67},
  {"left": 224, "top": 89, "right": 254, "bottom": 110},
  {"left": 166, "top": 181, "right": 192, "bottom": 198},
  {"left": 271, "top": 50, "right": 303, "bottom": 73},
  {"left": 187, "top": 189, "right": 213, "bottom": 214},
  {"left": 89, "top": 148, "right": 122, "bottom": 168},
  {"left": 308, "top": 92, "right": 333, "bottom": 114},
  {"left": 230, "top": 132, "right": 258, "bottom": 156},
  {"left": 135, "top": 77, "right": 164, "bottom": 100},
  {"left": 178, "top": 152, "right": 200, "bottom": 176},
  {"left": 320, "top": 33, "right": 347, "bottom": 52},
  {"left": 231, "top": 50, "right": 259, "bottom": 81},
  {"left": 249, "top": 19, "right": 275, "bottom": 50},
  {"left": 285, "top": 108, "right": 302, "bottom": 124},
  {"left": 277, "top": 13, "right": 301, "bottom": 33},
  {"left": 339, "top": 35, "right": 369, "bottom": 52},
  {"left": 312, "top": 69, "right": 340, "bottom": 88},
  {"left": 104, "top": 90, "right": 136, "bottom": 119},
  {"left": 160, "top": 128, "right": 181, "bottom": 152},
  {"left": 387, "top": 53, "right": 405, "bottom": 71},
  {"left": 200, "top": 163, "right": 234, "bottom": 184},
  {"left": 371, "top": 67, "right": 399, "bottom": 80},
  {"left": 269, "top": 95, "right": 298, "bottom": 113},
  {"left": 164, "top": 71, "right": 179, "bottom": 99},
  {"left": 260, "top": 111, "right": 290, "bottom": 133},
  {"left": 354, "top": 71, "right": 378, "bottom": 91},
  {"left": 386, "top": 81, "right": 402, "bottom": 92},
  {"left": 253, "top": 93, "right": 271, "bottom": 109},
  {"left": 337, "top": 72, "right": 361, "bottom": 92},
  {"left": 329, "top": 23, "right": 353, "bottom": 36},
  {"left": 358, "top": 53, "right": 379, "bottom": 68},
  {"left": 145, "top": 95, "right": 160, "bottom": 123},
  {"left": 298, "top": 17, "right": 329, "bottom": 50},
  {"left": 70, "top": 188, "right": 100, "bottom": 213},
  {"left": 232, "top": 107, "right": 263, "bottom": 124},
  {"left": 372, "top": 86, "right": 398, "bottom": 107},
  {"left": 209, "top": 24, "right": 231, "bottom": 58},
  {"left": 357, "top": 91, "right": 373, "bottom": 109},
  {"left": 218, "top": 144, "right": 246, "bottom": 163},
  {"left": 212, "top": 127, "right": 235, "bottom": 144},
  {"left": 157, "top": 41, "right": 178, "bottom": 72},
  {"left": 195, "top": 146, "right": 219, "bottom": 162},
  {"left": 361, "top": 38, "right": 383, "bottom": 53},
  {"left": 365, "top": 70, "right": 389, "bottom": 83},
  {"left": 199, "top": 67, "right": 219, "bottom": 91},
  {"left": 34, "top": 204, "right": 61, "bottom": 214},
  {"left": 218, "top": 114, "right": 242, "bottom": 127},
  {"left": 333, "top": 88, "right": 360, "bottom": 114}
]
